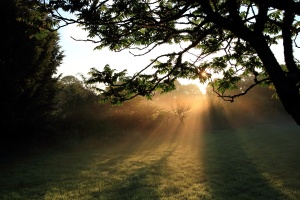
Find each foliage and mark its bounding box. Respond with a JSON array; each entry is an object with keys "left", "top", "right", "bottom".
[
  {"left": 54, "top": 75, "right": 102, "bottom": 138},
  {"left": 54, "top": 75, "right": 290, "bottom": 140},
  {"left": 54, "top": 76, "right": 171, "bottom": 140},
  {"left": 56, "top": 76, "right": 96, "bottom": 118},
  {"left": 0, "top": 0, "right": 64, "bottom": 140},
  {"left": 43, "top": 0, "right": 300, "bottom": 125},
  {"left": 204, "top": 76, "right": 291, "bottom": 129}
]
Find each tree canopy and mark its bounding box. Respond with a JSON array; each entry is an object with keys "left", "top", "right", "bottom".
[
  {"left": 0, "top": 0, "right": 64, "bottom": 140},
  {"left": 43, "top": 0, "right": 300, "bottom": 125}
]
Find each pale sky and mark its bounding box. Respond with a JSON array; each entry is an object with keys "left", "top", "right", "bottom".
[
  {"left": 57, "top": 24, "right": 170, "bottom": 76},
  {"left": 57, "top": 23, "right": 291, "bottom": 94},
  {"left": 57, "top": 23, "right": 209, "bottom": 92}
]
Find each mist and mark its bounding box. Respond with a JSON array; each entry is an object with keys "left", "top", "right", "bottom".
[{"left": 52, "top": 76, "right": 292, "bottom": 145}]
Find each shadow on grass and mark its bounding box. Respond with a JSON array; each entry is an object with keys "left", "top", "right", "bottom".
[
  {"left": 202, "top": 129, "right": 288, "bottom": 200},
  {"left": 0, "top": 146, "right": 99, "bottom": 199},
  {"left": 94, "top": 120, "right": 182, "bottom": 165},
  {"left": 0, "top": 119, "right": 184, "bottom": 199},
  {"left": 91, "top": 143, "right": 179, "bottom": 199}
]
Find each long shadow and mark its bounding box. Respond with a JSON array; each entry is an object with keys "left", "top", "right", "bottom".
[
  {"left": 92, "top": 143, "right": 179, "bottom": 199},
  {"left": 95, "top": 119, "right": 182, "bottom": 168},
  {"left": 0, "top": 117, "right": 183, "bottom": 199},
  {"left": 0, "top": 145, "right": 100, "bottom": 199},
  {"left": 201, "top": 128, "right": 288, "bottom": 199},
  {"left": 0, "top": 133, "right": 163, "bottom": 199},
  {"left": 0, "top": 116, "right": 185, "bottom": 199}
]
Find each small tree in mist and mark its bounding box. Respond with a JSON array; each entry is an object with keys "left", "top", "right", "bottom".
[{"left": 171, "top": 100, "right": 191, "bottom": 124}]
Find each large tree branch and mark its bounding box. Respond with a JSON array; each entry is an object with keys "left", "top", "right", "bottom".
[
  {"left": 227, "top": 0, "right": 243, "bottom": 23},
  {"left": 212, "top": 78, "right": 270, "bottom": 102},
  {"left": 254, "top": 4, "right": 268, "bottom": 33}
]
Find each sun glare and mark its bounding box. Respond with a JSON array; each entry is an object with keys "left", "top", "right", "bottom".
[
  {"left": 179, "top": 78, "right": 207, "bottom": 94},
  {"left": 201, "top": 72, "right": 207, "bottom": 77}
]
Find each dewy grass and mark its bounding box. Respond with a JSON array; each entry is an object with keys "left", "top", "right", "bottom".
[{"left": 1, "top": 123, "right": 300, "bottom": 200}]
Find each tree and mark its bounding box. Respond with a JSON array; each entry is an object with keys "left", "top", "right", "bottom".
[
  {"left": 44, "top": 0, "right": 300, "bottom": 125},
  {"left": 56, "top": 75, "right": 97, "bottom": 119},
  {"left": 0, "top": 0, "right": 64, "bottom": 140},
  {"left": 171, "top": 100, "right": 191, "bottom": 124}
]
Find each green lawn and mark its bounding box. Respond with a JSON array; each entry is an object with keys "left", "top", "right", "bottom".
[{"left": 1, "top": 122, "right": 300, "bottom": 200}]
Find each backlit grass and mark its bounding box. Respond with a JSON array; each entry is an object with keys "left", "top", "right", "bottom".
[{"left": 1, "top": 122, "right": 300, "bottom": 199}]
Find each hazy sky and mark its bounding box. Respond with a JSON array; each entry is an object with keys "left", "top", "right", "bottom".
[
  {"left": 57, "top": 23, "right": 209, "bottom": 92},
  {"left": 57, "top": 23, "right": 292, "bottom": 93}
]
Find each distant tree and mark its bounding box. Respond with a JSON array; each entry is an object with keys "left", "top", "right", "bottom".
[
  {"left": 171, "top": 100, "right": 191, "bottom": 124},
  {"left": 163, "top": 80, "right": 203, "bottom": 97},
  {"left": 60, "top": 75, "right": 82, "bottom": 85},
  {"left": 44, "top": 1, "right": 300, "bottom": 125},
  {"left": 0, "top": 0, "right": 64, "bottom": 140},
  {"left": 55, "top": 77, "right": 170, "bottom": 139},
  {"left": 55, "top": 75, "right": 101, "bottom": 138},
  {"left": 56, "top": 76, "right": 97, "bottom": 118}
]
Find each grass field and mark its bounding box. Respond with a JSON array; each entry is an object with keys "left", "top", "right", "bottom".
[{"left": 1, "top": 122, "right": 300, "bottom": 200}]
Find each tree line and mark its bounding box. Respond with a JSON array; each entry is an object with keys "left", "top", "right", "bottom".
[
  {"left": 0, "top": 0, "right": 63, "bottom": 142},
  {"left": 53, "top": 76, "right": 290, "bottom": 141}
]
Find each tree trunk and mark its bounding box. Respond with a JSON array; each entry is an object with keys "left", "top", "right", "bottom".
[
  {"left": 252, "top": 37, "right": 300, "bottom": 125},
  {"left": 211, "top": 15, "right": 300, "bottom": 125}
]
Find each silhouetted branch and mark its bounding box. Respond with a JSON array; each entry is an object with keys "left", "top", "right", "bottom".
[{"left": 212, "top": 78, "right": 271, "bottom": 102}]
